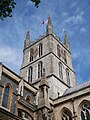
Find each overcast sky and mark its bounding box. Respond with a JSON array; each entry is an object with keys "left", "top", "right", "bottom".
[{"left": 0, "top": 0, "right": 90, "bottom": 84}]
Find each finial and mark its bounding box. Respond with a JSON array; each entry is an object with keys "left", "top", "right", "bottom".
[
  {"left": 63, "top": 30, "right": 68, "bottom": 42},
  {"left": 62, "top": 28, "right": 65, "bottom": 32},
  {"left": 63, "top": 29, "right": 66, "bottom": 35},
  {"left": 47, "top": 16, "right": 52, "bottom": 25},
  {"left": 46, "top": 16, "right": 53, "bottom": 34},
  {"left": 24, "top": 30, "right": 30, "bottom": 49},
  {"left": 63, "top": 30, "right": 70, "bottom": 50},
  {"left": 26, "top": 31, "right": 30, "bottom": 40}
]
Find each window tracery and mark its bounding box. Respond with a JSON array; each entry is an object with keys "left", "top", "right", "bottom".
[
  {"left": 38, "top": 61, "right": 43, "bottom": 78},
  {"left": 66, "top": 68, "right": 70, "bottom": 86},
  {"left": 30, "top": 48, "right": 34, "bottom": 62},
  {"left": 2, "top": 84, "right": 12, "bottom": 109},
  {"left": 59, "top": 62, "right": 63, "bottom": 80},
  {"left": 57, "top": 45, "right": 61, "bottom": 58},
  {"left": 39, "top": 43, "right": 43, "bottom": 57},
  {"left": 18, "top": 109, "right": 33, "bottom": 120},
  {"left": 26, "top": 95, "right": 32, "bottom": 103},
  {"left": 62, "top": 109, "right": 72, "bottom": 120},
  {"left": 28, "top": 66, "right": 33, "bottom": 83},
  {"left": 81, "top": 103, "right": 90, "bottom": 120},
  {"left": 64, "top": 50, "right": 67, "bottom": 63}
]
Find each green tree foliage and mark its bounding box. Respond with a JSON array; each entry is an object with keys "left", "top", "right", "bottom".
[
  {"left": 0, "top": 0, "right": 41, "bottom": 20},
  {"left": 0, "top": 0, "right": 16, "bottom": 20},
  {"left": 31, "top": 0, "right": 41, "bottom": 7}
]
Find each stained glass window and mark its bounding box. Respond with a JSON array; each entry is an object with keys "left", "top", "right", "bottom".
[
  {"left": 30, "top": 48, "right": 34, "bottom": 62},
  {"left": 2, "top": 85, "right": 10, "bottom": 108},
  {"left": 59, "top": 62, "right": 63, "bottom": 80},
  {"left": 38, "top": 62, "right": 43, "bottom": 78},
  {"left": 62, "top": 109, "right": 72, "bottom": 120},
  {"left": 28, "top": 67, "right": 33, "bottom": 83},
  {"left": 39, "top": 43, "right": 43, "bottom": 57},
  {"left": 57, "top": 45, "right": 61, "bottom": 58},
  {"left": 66, "top": 68, "right": 70, "bottom": 86},
  {"left": 81, "top": 103, "right": 90, "bottom": 120}
]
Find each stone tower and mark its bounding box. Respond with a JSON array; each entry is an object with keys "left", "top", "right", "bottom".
[{"left": 20, "top": 16, "right": 76, "bottom": 99}]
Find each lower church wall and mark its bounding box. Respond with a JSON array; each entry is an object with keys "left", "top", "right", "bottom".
[{"left": 53, "top": 89, "right": 90, "bottom": 120}]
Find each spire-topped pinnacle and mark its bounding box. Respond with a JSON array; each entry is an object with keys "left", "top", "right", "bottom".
[
  {"left": 46, "top": 16, "right": 53, "bottom": 34},
  {"left": 48, "top": 16, "right": 52, "bottom": 26},
  {"left": 64, "top": 30, "right": 70, "bottom": 50},
  {"left": 24, "top": 31, "right": 30, "bottom": 49},
  {"left": 26, "top": 31, "right": 30, "bottom": 40}
]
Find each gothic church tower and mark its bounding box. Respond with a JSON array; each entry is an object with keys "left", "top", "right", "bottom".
[{"left": 20, "top": 16, "right": 76, "bottom": 99}]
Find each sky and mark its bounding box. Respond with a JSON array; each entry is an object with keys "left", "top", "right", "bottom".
[{"left": 0, "top": 0, "right": 90, "bottom": 84}]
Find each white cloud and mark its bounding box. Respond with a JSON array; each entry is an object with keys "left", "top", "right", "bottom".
[
  {"left": 63, "top": 11, "right": 84, "bottom": 25},
  {"left": 62, "top": 12, "right": 68, "bottom": 17},
  {"left": 70, "top": 2, "right": 77, "bottom": 8},
  {"left": 74, "top": 7, "right": 81, "bottom": 14},
  {"left": 72, "top": 51, "right": 81, "bottom": 59},
  {"left": 0, "top": 46, "right": 22, "bottom": 67},
  {"left": 80, "top": 27, "right": 86, "bottom": 33},
  {"left": 72, "top": 47, "right": 90, "bottom": 66},
  {"left": 26, "top": 0, "right": 34, "bottom": 6}
]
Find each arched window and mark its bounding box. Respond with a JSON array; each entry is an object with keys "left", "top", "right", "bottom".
[
  {"left": 18, "top": 109, "right": 33, "bottom": 120},
  {"left": 81, "top": 103, "right": 90, "bottom": 120},
  {"left": 57, "top": 45, "right": 61, "bottom": 58},
  {"left": 28, "top": 67, "right": 33, "bottom": 83},
  {"left": 30, "top": 48, "right": 34, "bottom": 62},
  {"left": 38, "top": 62, "right": 43, "bottom": 78},
  {"left": 66, "top": 68, "right": 70, "bottom": 86},
  {"left": 2, "top": 84, "right": 11, "bottom": 109},
  {"left": 39, "top": 43, "right": 43, "bottom": 57},
  {"left": 64, "top": 50, "right": 67, "bottom": 63},
  {"left": 61, "top": 109, "right": 72, "bottom": 120},
  {"left": 26, "top": 95, "right": 32, "bottom": 103},
  {"left": 59, "top": 62, "right": 63, "bottom": 80}
]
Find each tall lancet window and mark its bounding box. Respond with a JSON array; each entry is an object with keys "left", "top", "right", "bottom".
[
  {"left": 2, "top": 84, "right": 11, "bottom": 109},
  {"left": 62, "top": 109, "right": 72, "bottom": 120},
  {"left": 28, "top": 67, "right": 33, "bottom": 83},
  {"left": 66, "top": 68, "right": 70, "bottom": 86},
  {"left": 81, "top": 103, "right": 90, "bottom": 120},
  {"left": 57, "top": 45, "right": 61, "bottom": 58},
  {"left": 59, "top": 62, "right": 63, "bottom": 80},
  {"left": 30, "top": 48, "right": 34, "bottom": 62},
  {"left": 39, "top": 43, "right": 43, "bottom": 57},
  {"left": 38, "top": 62, "right": 43, "bottom": 78},
  {"left": 64, "top": 50, "right": 67, "bottom": 63}
]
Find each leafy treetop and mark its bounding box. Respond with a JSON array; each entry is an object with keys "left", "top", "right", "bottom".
[{"left": 0, "top": 0, "right": 41, "bottom": 20}]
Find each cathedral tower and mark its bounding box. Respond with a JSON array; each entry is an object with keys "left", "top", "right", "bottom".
[{"left": 20, "top": 16, "right": 76, "bottom": 99}]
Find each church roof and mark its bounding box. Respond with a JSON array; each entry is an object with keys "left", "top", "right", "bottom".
[{"left": 63, "top": 80, "right": 90, "bottom": 96}]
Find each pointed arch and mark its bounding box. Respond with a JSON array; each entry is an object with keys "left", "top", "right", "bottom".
[
  {"left": 66, "top": 68, "right": 70, "bottom": 86},
  {"left": 38, "top": 61, "right": 43, "bottom": 78},
  {"left": 57, "top": 44, "right": 61, "bottom": 58},
  {"left": 30, "top": 48, "right": 34, "bottom": 62},
  {"left": 59, "top": 62, "right": 63, "bottom": 80},
  {"left": 2, "top": 83, "right": 12, "bottom": 110},
  {"left": 18, "top": 108, "right": 33, "bottom": 120},
  {"left": 26, "top": 95, "right": 32, "bottom": 103},
  {"left": 78, "top": 100, "right": 90, "bottom": 120},
  {"left": 60, "top": 107, "right": 72, "bottom": 120},
  {"left": 28, "top": 66, "right": 33, "bottom": 83},
  {"left": 39, "top": 43, "right": 43, "bottom": 57}
]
